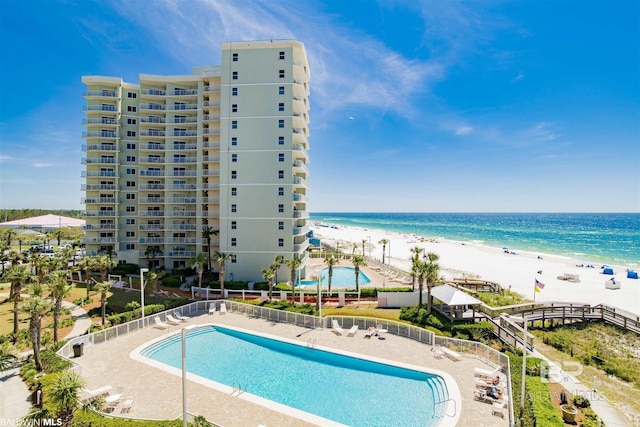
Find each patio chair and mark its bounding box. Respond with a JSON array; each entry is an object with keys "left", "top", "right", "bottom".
[
  {"left": 174, "top": 310, "right": 190, "bottom": 321},
  {"left": 165, "top": 314, "right": 181, "bottom": 325},
  {"left": 208, "top": 304, "right": 216, "bottom": 315},
  {"left": 331, "top": 319, "right": 344, "bottom": 335},
  {"left": 347, "top": 325, "right": 359, "bottom": 337},
  {"left": 474, "top": 365, "right": 501, "bottom": 379},
  {"left": 364, "top": 326, "right": 377, "bottom": 338},
  {"left": 153, "top": 317, "right": 169, "bottom": 330},
  {"left": 492, "top": 397, "right": 508, "bottom": 417},
  {"left": 120, "top": 397, "right": 135, "bottom": 413},
  {"left": 220, "top": 302, "right": 227, "bottom": 314}
]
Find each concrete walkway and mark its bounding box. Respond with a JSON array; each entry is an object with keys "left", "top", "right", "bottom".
[
  {"left": 531, "top": 349, "right": 632, "bottom": 427},
  {"left": 0, "top": 301, "right": 92, "bottom": 423}
]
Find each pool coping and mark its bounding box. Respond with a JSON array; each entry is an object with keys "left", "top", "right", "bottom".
[{"left": 130, "top": 323, "right": 461, "bottom": 427}]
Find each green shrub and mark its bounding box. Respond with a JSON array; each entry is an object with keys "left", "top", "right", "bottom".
[
  {"left": 109, "top": 263, "right": 139, "bottom": 275},
  {"left": 580, "top": 407, "right": 604, "bottom": 427},
  {"left": 572, "top": 394, "right": 591, "bottom": 409},
  {"left": 162, "top": 276, "right": 182, "bottom": 288},
  {"left": 73, "top": 410, "right": 186, "bottom": 426},
  {"left": 107, "top": 304, "right": 165, "bottom": 325},
  {"left": 526, "top": 376, "right": 564, "bottom": 426},
  {"left": 125, "top": 301, "right": 140, "bottom": 311}
]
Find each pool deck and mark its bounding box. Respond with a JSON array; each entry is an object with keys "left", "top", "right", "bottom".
[{"left": 75, "top": 311, "right": 510, "bottom": 427}]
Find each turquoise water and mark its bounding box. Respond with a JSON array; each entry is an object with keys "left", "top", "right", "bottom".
[
  {"left": 142, "top": 326, "right": 447, "bottom": 427},
  {"left": 301, "top": 266, "right": 372, "bottom": 287},
  {"left": 311, "top": 213, "right": 640, "bottom": 266}
]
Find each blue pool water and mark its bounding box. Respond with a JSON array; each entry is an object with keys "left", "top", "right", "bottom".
[
  {"left": 142, "top": 326, "right": 447, "bottom": 426},
  {"left": 301, "top": 266, "right": 372, "bottom": 287}
]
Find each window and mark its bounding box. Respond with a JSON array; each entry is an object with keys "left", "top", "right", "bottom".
[
  {"left": 231, "top": 187, "right": 237, "bottom": 196},
  {"left": 127, "top": 106, "right": 137, "bottom": 112},
  {"left": 232, "top": 104, "right": 238, "bottom": 113},
  {"left": 231, "top": 170, "right": 237, "bottom": 179},
  {"left": 126, "top": 231, "right": 135, "bottom": 237},
  {"left": 279, "top": 70, "right": 285, "bottom": 78},
  {"left": 278, "top": 238, "right": 284, "bottom": 247},
  {"left": 278, "top": 221, "right": 284, "bottom": 230},
  {"left": 278, "top": 204, "right": 284, "bottom": 213},
  {"left": 232, "top": 120, "right": 238, "bottom": 129},
  {"left": 126, "top": 193, "right": 136, "bottom": 200},
  {"left": 126, "top": 155, "right": 136, "bottom": 162},
  {"left": 278, "top": 170, "right": 284, "bottom": 179},
  {"left": 278, "top": 136, "right": 284, "bottom": 145},
  {"left": 231, "top": 238, "right": 237, "bottom": 247},
  {"left": 128, "top": 92, "right": 137, "bottom": 98},
  {"left": 231, "top": 255, "right": 237, "bottom": 263},
  {"left": 232, "top": 87, "right": 238, "bottom": 96},
  {"left": 231, "top": 204, "right": 237, "bottom": 213},
  {"left": 232, "top": 71, "right": 238, "bottom": 80},
  {"left": 127, "top": 118, "right": 137, "bottom": 125},
  {"left": 126, "top": 181, "right": 136, "bottom": 187},
  {"left": 278, "top": 153, "right": 285, "bottom": 162},
  {"left": 126, "top": 218, "right": 136, "bottom": 225},
  {"left": 126, "top": 143, "right": 136, "bottom": 149},
  {"left": 231, "top": 154, "right": 237, "bottom": 163},
  {"left": 278, "top": 86, "right": 285, "bottom": 95},
  {"left": 125, "top": 206, "right": 136, "bottom": 212},
  {"left": 125, "top": 243, "right": 136, "bottom": 250},
  {"left": 278, "top": 102, "right": 285, "bottom": 112},
  {"left": 127, "top": 130, "right": 136, "bottom": 137},
  {"left": 231, "top": 221, "right": 237, "bottom": 230},
  {"left": 278, "top": 119, "right": 284, "bottom": 128},
  {"left": 279, "top": 51, "right": 285, "bottom": 60},
  {"left": 232, "top": 53, "right": 238, "bottom": 62},
  {"left": 231, "top": 137, "right": 237, "bottom": 146},
  {"left": 126, "top": 168, "right": 136, "bottom": 175},
  {"left": 278, "top": 187, "right": 284, "bottom": 196}
]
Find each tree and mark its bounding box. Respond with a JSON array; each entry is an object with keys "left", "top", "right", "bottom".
[
  {"left": 284, "top": 258, "right": 302, "bottom": 305},
  {"left": 214, "top": 251, "right": 234, "bottom": 297},
  {"left": 7, "top": 249, "right": 22, "bottom": 267},
  {"left": 0, "top": 342, "right": 17, "bottom": 371},
  {"left": 58, "top": 246, "right": 75, "bottom": 269},
  {"left": 75, "top": 256, "right": 97, "bottom": 299},
  {"left": 144, "top": 246, "right": 161, "bottom": 269},
  {"left": 351, "top": 254, "right": 367, "bottom": 293},
  {"left": 146, "top": 269, "right": 166, "bottom": 295},
  {"left": 3, "top": 228, "right": 16, "bottom": 247},
  {"left": 52, "top": 228, "right": 64, "bottom": 246},
  {"left": 94, "top": 281, "right": 111, "bottom": 325},
  {"left": 314, "top": 274, "right": 325, "bottom": 312},
  {"left": 45, "top": 370, "right": 85, "bottom": 426},
  {"left": 21, "top": 292, "right": 52, "bottom": 370},
  {"left": 361, "top": 239, "right": 368, "bottom": 257},
  {"left": 5, "top": 265, "right": 36, "bottom": 337},
  {"left": 262, "top": 266, "right": 276, "bottom": 300},
  {"left": 272, "top": 255, "right": 284, "bottom": 287},
  {"left": 409, "top": 246, "right": 423, "bottom": 292},
  {"left": 425, "top": 252, "right": 440, "bottom": 314},
  {"left": 45, "top": 271, "right": 72, "bottom": 343},
  {"left": 378, "top": 239, "right": 388, "bottom": 264},
  {"left": 202, "top": 226, "right": 219, "bottom": 271},
  {"left": 189, "top": 253, "right": 206, "bottom": 291},
  {"left": 416, "top": 259, "right": 428, "bottom": 306},
  {"left": 324, "top": 256, "right": 338, "bottom": 293},
  {"left": 95, "top": 255, "right": 116, "bottom": 282}
]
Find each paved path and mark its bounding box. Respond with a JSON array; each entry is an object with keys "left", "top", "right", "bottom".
[{"left": 0, "top": 301, "right": 92, "bottom": 423}]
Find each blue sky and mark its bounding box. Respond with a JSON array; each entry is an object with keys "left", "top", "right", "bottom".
[{"left": 0, "top": 0, "right": 638, "bottom": 212}]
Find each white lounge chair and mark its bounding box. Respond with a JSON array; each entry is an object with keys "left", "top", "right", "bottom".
[
  {"left": 165, "top": 314, "right": 181, "bottom": 325},
  {"left": 347, "top": 325, "right": 359, "bottom": 337},
  {"left": 474, "top": 365, "right": 501, "bottom": 378},
  {"left": 208, "top": 304, "right": 216, "bottom": 315},
  {"left": 174, "top": 311, "right": 190, "bottom": 321},
  {"left": 364, "top": 326, "right": 377, "bottom": 338},
  {"left": 120, "top": 397, "right": 135, "bottom": 413},
  {"left": 220, "top": 302, "right": 227, "bottom": 314},
  {"left": 492, "top": 397, "right": 508, "bottom": 417},
  {"left": 153, "top": 317, "right": 169, "bottom": 329},
  {"left": 81, "top": 385, "right": 112, "bottom": 401},
  {"left": 331, "top": 319, "right": 344, "bottom": 335}
]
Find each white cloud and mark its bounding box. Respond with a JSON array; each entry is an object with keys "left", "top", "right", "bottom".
[
  {"left": 455, "top": 126, "right": 473, "bottom": 135},
  {"left": 32, "top": 162, "right": 56, "bottom": 168},
  {"left": 510, "top": 71, "right": 525, "bottom": 83}
]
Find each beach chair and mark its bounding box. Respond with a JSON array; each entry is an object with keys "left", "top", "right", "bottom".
[
  {"left": 347, "top": 325, "right": 359, "bottom": 337},
  {"left": 153, "top": 317, "right": 169, "bottom": 330},
  {"left": 492, "top": 397, "right": 508, "bottom": 417},
  {"left": 474, "top": 366, "right": 501, "bottom": 379},
  {"left": 208, "top": 304, "right": 216, "bottom": 315},
  {"left": 120, "top": 397, "right": 135, "bottom": 413},
  {"left": 81, "top": 385, "right": 112, "bottom": 402},
  {"left": 220, "top": 302, "right": 227, "bottom": 314},
  {"left": 174, "top": 310, "right": 190, "bottom": 321},
  {"left": 364, "top": 326, "right": 377, "bottom": 338},
  {"left": 165, "top": 314, "right": 181, "bottom": 325},
  {"left": 331, "top": 319, "right": 344, "bottom": 335}
]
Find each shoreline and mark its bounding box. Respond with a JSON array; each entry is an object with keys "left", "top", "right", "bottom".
[{"left": 310, "top": 222, "right": 640, "bottom": 316}]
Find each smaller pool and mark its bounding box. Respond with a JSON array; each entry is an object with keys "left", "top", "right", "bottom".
[{"left": 301, "top": 266, "right": 371, "bottom": 287}]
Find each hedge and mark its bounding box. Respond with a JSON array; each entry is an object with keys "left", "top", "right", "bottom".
[
  {"left": 526, "top": 376, "right": 564, "bottom": 426},
  {"left": 73, "top": 411, "right": 186, "bottom": 426}
]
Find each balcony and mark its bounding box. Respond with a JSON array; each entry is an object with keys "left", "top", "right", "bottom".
[
  {"left": 83, "top": 105, "right": 117, "bottom": 112},
  {"left": 139, "top": 211, "right": 165, "bottom": 217},
  {"left": 84, "top": 224, "right": 116, "bottom": 230},
  {"left": 293, "top": 210, "right": 309, "bottom": 219},
  {"left": 83, "top": 144, "right": 117, "bottom": 152},
  {"left": 140, "top": 130, "right": 165, "bottom": 137},
  {"left": 168, "top": 144, "right": 198, "bottom": 150},
  {"left": 292, "top": 160, "right": 309, "bottom": 174},
  {"left": 166, "top": 211, "right": 197, "bottom": 217},
  {"left": 83, "top": 237, "right": 117, "bottom": 244},
  {"left": 139, "top": 156, "right": 165, "bottom": 164},
  {"left": 166, "top": 251, "right": 197, "bottom": 258},
  {"left": 138, "top": 183, "right": 165, "bottom": 190},
  {"left": 203, "top": 101, "right": 220, "bottom": 108},
  {"left": 172, "top": 130, "right": 197, "bottom": 137},
  {"left": 167, "top": 157, "right": 197, "bottom": 164},
  {"left": 203, "top": 86, "right": 221, "bottom": 93},
  {"left": 82, "top": 157, "right": 117, "bottom": 165},
  {"left": 167, "top": 197, "right": 196, "bottom": 204},
  {"left": 139, "top": 197, "right": 165, "bottom": 204},
  {"left": 140, "top": 89, "right": 166, "bottom": 96},
  {"left": 173, "top": 116, "right": 198, "bottom": 124},
  {"left": 167, "top": 184, "right": 197, "bottom": 190},
  {"left": 293, "top": 225, "right": 310, "bottom": 236},
  {"left": 202, "top": 128, "right": 220, "bottom": 135},
  {"left": 293, "top": 132, "right": 309, "bottom": 148},
  {"left": 139, "top": 238, "right": 165, "bottom": 244},
  {"left": 169, "top": 104, "right": 198, "bottom": 111},
  {"left": 139, "top": 170, "right": 164, "bottom": 177},
  {"left": 202, "top": 115, "right": 220, "bottom": 122},
  {"left": 202, "top": 197, "right": 219, "bottom": 204},
  {"left": 84, "top": 89, "right": 117, "bottom": 98},
  {"left": 292, "top": 176, "right": 308, "bottom": 188},
  {"left": 203, "top": 140, "right": 220, "bottom": 149},
  {"left": 165, "top": 238, "right": 197, "bottom": 244},
  {"left": 82, "top": 171, "right": 116, "bottom": 177},
  {"left": 293, "top": 240, "right": 310, "bottom": 253},
  {"left": 203, "top": 156, "right": 220, "bottom": 163},
  {"left": 82, "top": 197, "right": 116, "bottom": 204},
  {"left": 83, "top": 118, "right": 117, "bottom": 125},
  {"left": 82, "top": 184, "right": 116, "bottom": 190},
  {"left": 82, "top": 131, "right": 117, "bottom": 139},
  {"left": 84, "top": 211, "right": 116, "bottom": 217},
  {"left": 292, "top": 193, "right": 308, "bottom": 202},
  {"left": 140, "top": 116, "right": 166, "bottom": 124},
  {"left": 201, "top": 183, "right": 219, "bottom": 190},
  {"left": 166, "top": 224, "right": 197, "bottom": 231},
  {"left": 138, "top": 224, "right": 164, "bottom": 231},
  {"left": 140, "top": 103, "right": 166, "bottom": 111},
  {"left": 140, "top": 144, "right": 165, "bottom": 151},
  {"left": 170, "top": 170, "right": 197, "bottom": 177},
  {"left": 170, "top": 89, "right": 198, "bottom": 96}
]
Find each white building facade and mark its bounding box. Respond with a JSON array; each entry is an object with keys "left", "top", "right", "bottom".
[{"left": 81, "top": 40, "right": 311, "bottom": 281}]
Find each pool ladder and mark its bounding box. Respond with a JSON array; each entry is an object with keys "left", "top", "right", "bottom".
[
  {"left": 307, "top": 338, "right": 317, "bottom": 349},
  {"left": 231, "top": 383, "right": 244, "bottom": 396}
]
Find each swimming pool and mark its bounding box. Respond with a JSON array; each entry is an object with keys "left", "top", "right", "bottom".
[
  {"left": 301, "top": 266, "right": 371, "bottom": 287},
  {"left": 139, "top": 325, "right": 450, "bottom": 426}
]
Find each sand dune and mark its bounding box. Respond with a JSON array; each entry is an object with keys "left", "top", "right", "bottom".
[{"left": 311, "top": 224, "right": 640, "bottom": 316}]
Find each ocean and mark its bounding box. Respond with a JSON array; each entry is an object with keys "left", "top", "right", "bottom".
[{"left": 309, "top": 213, "right": 640, "bottom": 267}]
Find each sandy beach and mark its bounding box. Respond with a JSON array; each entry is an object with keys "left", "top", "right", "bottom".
[{"left": 310, "top": 224, "right": 640, "bottom": 316}]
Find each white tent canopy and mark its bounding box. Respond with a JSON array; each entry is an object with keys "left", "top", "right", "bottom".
[
  {"left": 0, "top": 214, "right": 85, "bottom": 230},
  {"left": 431, "top": 284, "right": 483, "bottom": 306}
]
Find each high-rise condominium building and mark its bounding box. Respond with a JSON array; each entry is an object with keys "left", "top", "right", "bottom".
[{"left": 81, "top": 40, "right": 311, "bottom": 281}]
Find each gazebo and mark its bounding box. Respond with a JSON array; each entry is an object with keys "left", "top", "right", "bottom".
[
  {"left": 430, "top": 284, "right": 484, "bottom": 322},
  {"left": 0, "top": 214, "right": 85, "bottom": 231}
]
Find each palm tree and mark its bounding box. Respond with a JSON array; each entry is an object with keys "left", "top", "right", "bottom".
[
  {"left": 351, "top": 254, "right": 367, "bottom": 293},
  {"left": 45, "top": 271, "right": 72, "bottom": 343},
  {"left": 144, "top": 246, "right": 161, "bottom": 269},
  {"left": 324, "top": 256, "right": 338, "bottom": 293},
  {"left": 272, "top": 255, "right": 284, "bottom": 287},
  {"left": 214, "top": 251, "right": 234, "bottom": 297},
  {"left": 75, "top": 256, "right": 97, "bottom": 299},
  {"left": 146, "top": 269, "right": 166, "bottom": 295},
  {"left": 425, "top": 252, "right": 440, "bottom": 314},
  {"left": 58, "top": 246, "right": 75, "bottom": 269},
  {"left": 378, "top": 239, "right": 388, "bottom": 264},
  {"left": 416, "top": 259, "right": 428, "bottom": 306},
  {"left": 21, "top": 292, "right": 52, "bottom": 370},
  {"left": 262, "top": 266, "right": 276, "bottom": 300},
  {"left": 284, "top": 258, "right": 302, "bottom": 304},
  {"left": 314, "top": 274, "right": 325, "bottom": 312},
  {"left": 5, "top": 264, "right": 36, "bottom": 337},
  {"left": 39, "top": 256, "right": 63, "bottom": 281},
  {"left": 189, "top": 253, "right": 206, "bottom": 291},
  {"left": 202, "top": 226, "right": 219, "bottom": 271},
  {"left": 410, "top": 246, "right": 423, "bottom": 292},
  {"left": 46, "top": 370, "right": 85, "bottom": 426},
  {"left": 0, "top": 342, "right": 18, "bottom": 372},
  {"left": 3, "top": 228, "right": 16, "bottom": 247},
  {"left": 361, "top": 239, "right": 368, "bottom": 257},
  {"left": 95, "top": 255, "right": 116, "bottom": 282},
  {"left": 7, "top": 249, "right": 22, "bottom": 267},
  {"left": 94, "top": 281, "right": 111, "bottom": 325}
]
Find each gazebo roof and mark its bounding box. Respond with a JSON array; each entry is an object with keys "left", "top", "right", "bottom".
[
  {"left": 0, "top": 214, "right": 84, "bottom": 229},
  {"left": 431, "top": 284, "right": 483, "bottom": 306}
]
